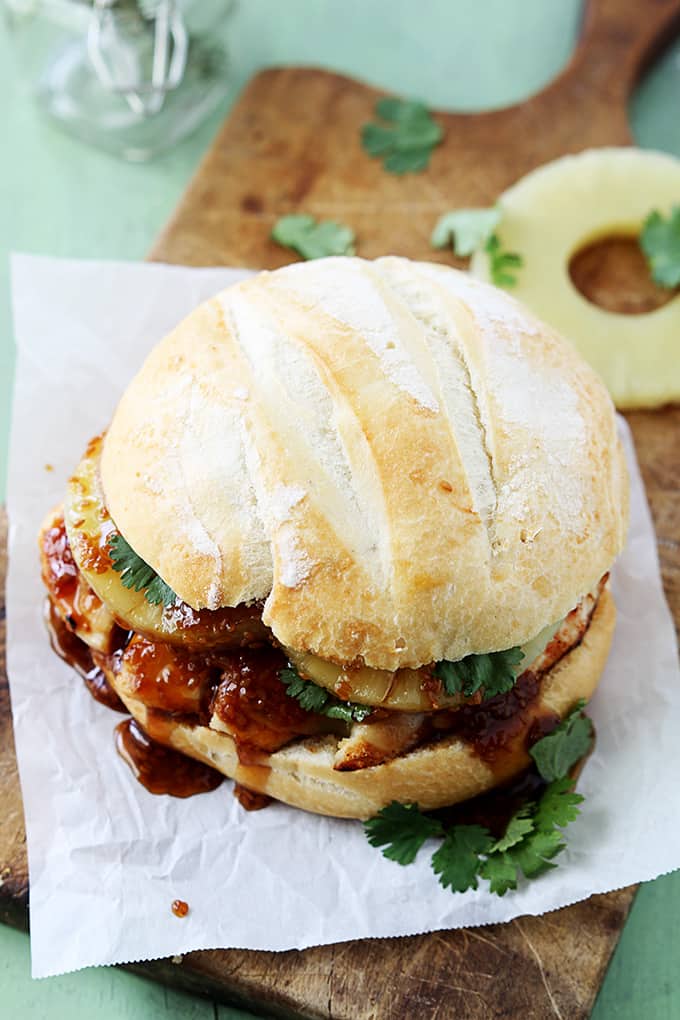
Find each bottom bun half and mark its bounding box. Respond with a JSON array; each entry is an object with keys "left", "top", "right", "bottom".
[{"left": 108, "top": 589, "right": 615, "bottom": 820}]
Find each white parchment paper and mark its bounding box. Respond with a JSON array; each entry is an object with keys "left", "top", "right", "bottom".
[{"left": 7, "top": 254, "right": 680, "bottom": 979}]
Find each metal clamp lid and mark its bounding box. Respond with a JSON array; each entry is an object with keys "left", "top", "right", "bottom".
[{"left": 87, "top": 0, "right": 188, "bottom": 116}]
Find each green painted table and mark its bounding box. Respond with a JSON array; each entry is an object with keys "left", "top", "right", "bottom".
[{"left": 1, "top": 2, "right": 679, "bottom": 1016}]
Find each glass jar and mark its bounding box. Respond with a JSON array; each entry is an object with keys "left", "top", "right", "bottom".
[{"left": 3, "top": 0, "right": 236, "bottom": 160}]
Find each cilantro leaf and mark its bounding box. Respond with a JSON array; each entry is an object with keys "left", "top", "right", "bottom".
[
  {"left": 323, "top": 701, "right": 373, "bottom": 724},
  {"left": 533, "top": 776, "right": 584, "bottom": 832},
  {"left": 107, "top": 532, "right": 177, "bottom": 608},
  {"left": 431, "top": 660, "right": 462, "bottom": 695},
  {"left": 361, "top": 96, "right": 443, "bottom": 175},
  {"left": 490, "top": 805, "right": 534, "bottom": 853},
  {"left": 361, "top": 123, "right": 395, "bottom": 156},
  {"left": 479, "top": 785, "right": 580, "bottom": 894},
  {"left": 485, "top": 233, "right": 523, "bottom": 288},
  {"left": 271, "top": 214, "right": 355, "bottom": 261},
  {"left": 279, "top": 667, "right": 328, "bottom": 713},
  {"left": 510, "top": 826, "right": 565, "bottom": 878},
  {"left": 499, "top": 781, "right": 581, "bottom": 882},
  {"left": 279, "top": 666, "right": 372, "bottom": 723},
  {"left": 384, "top": 149, "right": 432, "bottom": 174},
  {"left": 480, "top": 851, "right": 518, "bottom": 896},
  {"left": 364, "top": 802, "right": 444, "bottom": 865},
  {"left": 431, "top": 825, "right": 494, "bottom": 893},
  {"left": 640, "top": 206, "right": 680, "bottom": 288},
  {"left": 431, "top": 207, "right": 502, "bottom": 257},
  {"left": 529, "top": 701, "right": 594, "bottom": 782},
  {"left": 433, "top": 646, "right": 524, "bottom": 700}
]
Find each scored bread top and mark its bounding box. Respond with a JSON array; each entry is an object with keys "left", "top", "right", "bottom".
[{"left": 100, "top": 256, "right": 628, "bottom": 670}]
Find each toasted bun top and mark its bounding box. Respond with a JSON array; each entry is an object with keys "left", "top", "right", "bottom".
[{"left": 101, "top": 256, "right": 628, "bottom": 670}]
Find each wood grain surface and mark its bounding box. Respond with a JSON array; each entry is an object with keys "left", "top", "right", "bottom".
[
  {"left": 0, "top": 511, "right": 29, "bottom": 931},
  {"left": 2, "top": 0, "right": 680, "bottom": 1015}
]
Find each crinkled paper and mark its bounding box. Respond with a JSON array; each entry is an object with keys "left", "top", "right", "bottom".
[{"left": 7, "top": 255, "right": 680, "bottom": 978}]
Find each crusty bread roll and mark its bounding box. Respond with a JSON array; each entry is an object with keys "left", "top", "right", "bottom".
[
  {"left": 101, "top": 257, "right": 628, "bottom": 672},
  {"left": 105, "top": 588, "right": 615, "bottom": 819}
]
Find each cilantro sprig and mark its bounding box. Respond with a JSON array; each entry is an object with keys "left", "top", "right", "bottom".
[
  {"left": 434, "top": 646, "right": 524, "bottom": 700},
  {"left": 364, "top": 701, "right": 594, "bottom": 896},
  {"left": 361, "top": 97, "right": 443, "bottom": 175},
  {"left": 280, "top": 666, "right": 373, "bottom": 724},
  {"left": 271, "top": 214, "right": 356, "bottom": 261},
  {"left": 640, "top": 206, "right": 680, "bottom": 288},
  {"left": 430, "top": 205, "right": 522, "bottom": 288},
  {"left": 431, "top": 207, "right": 502, "bottom": 257},
  {"left": 107, "top": 532, "right": 178, "bottom": 608},
  {"left": 485, "top": 233, "right": 523, "bottom": 287}
]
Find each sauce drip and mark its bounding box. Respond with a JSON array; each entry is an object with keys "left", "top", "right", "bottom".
[
  {"left": 171, "top": 899, "right": 189, "bottom": 918},
  {"left": 233, "top": 784, "right": 272, "bottom": 811},
  {"left": 45, "top": 600, "right": 127, "bottom": 713},
  {"left": 114, "top": 718, "right": 224, "bottom": 798},
  {"left": 85, "top": 657, "right": 127, "bottom": 713}
]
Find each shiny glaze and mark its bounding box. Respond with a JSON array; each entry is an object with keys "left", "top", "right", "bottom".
[
  {"left": 115, "top": 718, "right": 223, "bottom": 797},
  {"left": 448, "top": 672, "right": 545, "bottom": 770},
  {"left": 45, "top": 599, "right": 127, "bottom": 713},
  {"left": 41, "top": 517, "right": 79, "bottom": 604},
  {"left": 171, "top": 899, "right": 189, "bottom": 918},
  {"left": 121, "top": 635, "right": 216, "bottom": 716},
  {"left": 68, "top": 498, "right": 115, "bottom": 576},
  {"left": 210, "top": 648, "right": 327, "bottom": 765},
  {"left": 157, "top": 600, "right": 269, "bottom": 650},
  {"left": 233, "top": 784, "right": 273, "bottom": 811},
  {"left": 41, "top": 512, "right": 116, "bottom": 651},
  {"left": 88, "top": 651, "right": 127, "bottom": 712},
  {"left": 120, "top": 638, "right": 331, "bottom": 763},
  {"left": 45, "top": 597, "right": 91, "bottom": 674}
]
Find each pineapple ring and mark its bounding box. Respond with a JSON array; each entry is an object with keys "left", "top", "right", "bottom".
[
  {"left": 470, "top": 147, "right": 680, "bottom": 409},
  {"left": 64, "top": 436, "right": 268, "bottom": 649}
]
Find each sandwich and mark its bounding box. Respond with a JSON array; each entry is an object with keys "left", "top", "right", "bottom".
[{"left": 39, "top": 256, "right": 628, "bottom": 826}]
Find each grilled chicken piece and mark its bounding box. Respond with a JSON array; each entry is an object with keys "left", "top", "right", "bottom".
[{"left": 333, "top": 712, "right": 430, "bottom": 771}]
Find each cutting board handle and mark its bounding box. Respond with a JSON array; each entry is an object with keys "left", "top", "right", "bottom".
[{"left": 542, "top": 0, "right": 680, "bottom": 133}]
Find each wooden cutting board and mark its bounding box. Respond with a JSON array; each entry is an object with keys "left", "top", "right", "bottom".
[{"left": 3, "top": 0, "right": 680, "bottom": 1016}]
